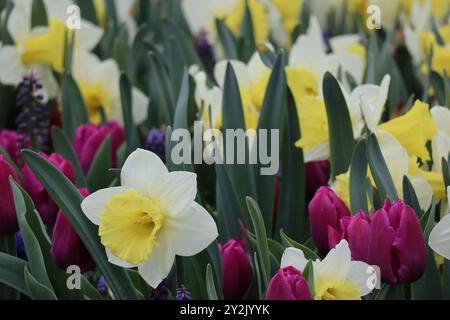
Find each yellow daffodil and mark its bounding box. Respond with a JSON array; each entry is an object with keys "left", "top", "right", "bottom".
[
  {"left": 72, "top": 52, "right": 148, "bottom": 125},
  {"left": 81, "top": 149, "right": 218, "bottom": 288},
  {"left": 0, "top": 0, "right": 102, "bottom": 87},
  {"left": 281, "top": 240, "right": 374, "bottom": 300},
  {"left": 182, "top": 0, "right": 270, "bottom": 45}
]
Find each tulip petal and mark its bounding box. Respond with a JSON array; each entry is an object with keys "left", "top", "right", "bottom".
[
  {"left": 280, "top": 247, "right": 308, "bottom": 272},
  {"left": 165, "top": 202, "right": 218, "bottom": 256},
  {"left": 81, "top": 186, "right": 129, "bottom": 225},
  {"left": 120, "top": 149, "right": 168, "bottom": 196},
  {"left": 157, "top": 171, "right": 197, "bottom": 218}
]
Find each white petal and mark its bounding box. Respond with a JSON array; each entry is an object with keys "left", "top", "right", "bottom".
[
  {"left": 7, "top": 0, "right": 30, "bottom": 42},
  {"left": 431, "top": 106, "right": 450, "bottom": 136},
  {"left": 137, "top": 235, "right": 175, "bottom": 288},
  {"left": 131, "top": 88, "right": 149, "bottom": 125},
  {"left": 0, "top": 46, "right": 25, "bottom": 85},
  {"left": 72, "top": 51, "right": 100, "bottom": 84},
  {"left": 77, "top": 20, "right": 104, "bottom": 51},
  {"left": 407, "top": 175, "right": 433, "bottom": 211},
  {"left": 106, "top": 248, "right": 136, "bottom": 268},
  {"left": 165, "top": 202, "right": 218, "bottom": 256},
  {"left": 157, "top": 171, "right": 197, "bottom": 218},
  {"left": 329, "top": 34, "right": 360, "bottom": 53},
  {"left": 316, "top": 240, "right": 352, "bottom": 280},
  {"left": 44, "top": 0, "right": 72, "bottom": 20},
  {"left": 214, "top": 60, "right": 251, "bottom": 89},
  {"left": 247, "top": 50, "right": 270, "bottom": 85},
  {"left": 120, "top": 149, "right": 168, "bottom": 196},
  {"left": 432, "top": 133, "right": 450, "bottom": 172},
  {"left": 403, "top": 24, "right": 423, "bottom": 66},
  {"left": 80, "top": 186, "right": 129, "bottom": 225},
  {"left": 303, "top": 142, "right": 330, "bottom": 163},
  {"left": 429, "top": 214, "right": 450, "bottom": 260},
  {"left": 280, "top": 247, "right": 308, "bottom": 272},
  {"left": 347, "top": 261, "right": 375, "bottom": 296}
]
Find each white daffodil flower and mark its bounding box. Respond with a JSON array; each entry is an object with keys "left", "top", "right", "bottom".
[
  {"left": 72, "top": 51, "right": 148, "bottom": 125},
  {"left": 429, "top": 186, "right": 450, "bottom": 259},
  {"left": 81, "top": 149, "right": 218, "bottom": 288},
  {"left": 281, "top": 240, "right": 374, "bottom": 300},
  {"left": 431, "top": 106, "right": 450, "bottom": 172},
  {"left": 0, "top": 0, "right": 103, "bottom": 87}
]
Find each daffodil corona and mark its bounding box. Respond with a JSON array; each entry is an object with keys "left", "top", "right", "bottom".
[{"left": 81, "top": 149, "right": 218, "bottom": 288}]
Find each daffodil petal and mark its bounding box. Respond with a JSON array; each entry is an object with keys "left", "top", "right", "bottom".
[
  {"left": 429, "top": 214, "right": 450, "bottom": 260},
  {"left": 106, "top": 248, "right": 137, "bottom": 269},
  {"left": 131, "top": 88, "right": 149, "bottom": 125},
  {"left": 348, "top": 261, "right": 374, "bottom": 296},
  {"left": 120, "top": 149, "right": 168, "bottom": 196},
  {"left": 137, "top": 236, "right": 175, "bottom": 288},
  {"left": 0, "top": 46, "right": 26, "bottom": 85},
  {"left": 214, "top": 60, "right": 250, "bottom": 89},
  {"left": 165, "top": 202, "right": 218, "bottom": 256},
  {"left": 316, "top": 240, "right": 352, "bottom": 280},
  {"left": 157, "top": 171, "right": 197, "bottom": 218},
  {"left": 280, "top": 247, "right": 308, "bottom": 272},
  {"left": 81, "top": 186, "right": 129, "bottom": 225}
]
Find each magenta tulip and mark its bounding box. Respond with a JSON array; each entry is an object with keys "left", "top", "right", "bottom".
[
  {"left": 22, "top": 152, "right": 75, "bottom": 224},
  {"left": 220, "top": 239, "right": 251, "bottom": 300},
  {"left": 305, "top": 161, "right": 329, "bottom": 200},
  {"left": 50, "top": 188, "right": 94, "bottom": 272},
  {"left": 0, "top": 129, "right": 24, "bottom": 165},
  {"left": 308, "top": 187, "right": 350, "bottom": 254},
  {"left": 328, "top": 211, "right": 370, "bottom": 262},
  {"left": 0, "top": 155, "right": 19, "bottom": 236},
  {"left": 73, "top": 122, "right": 125, "bottom": 174},
  {"left": 368, "top": 200, "right": 427, "bottom": 284},
  {"left": 265, "top": 267, "right": 312, "bottom": 300}
]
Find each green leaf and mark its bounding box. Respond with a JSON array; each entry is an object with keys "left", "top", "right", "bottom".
[
  {"left": 238, "top": 0, "right": 256, "bottom": 62},
  {"left": 277, "top": 88, "right": 307, "bottom": 240},
  {"left": 402, "top": 175, "right": 422, "bottom": 216},
  {"left": 31, "top": 0, "right": 48, "bottom": 28},
  {"left": 430, "top": 72, "right": 445, "bottom": 106},
  {"left": 10, "top": 179, "right": 53, "bottom": 291},
  {"left": 323, "top": 72, "right": 355, "bottom": 179},
  {"left": 279, "top": 230, "right": 320, "bottom": 260},
  {"left": 205, "top": 264, "right": 219, "bottom": 300},
  {"left": 51, "top": 127, "right": 86, "bottom": 187},
  {"left": 302, "top": 260, "right": 315, "bottom": 297},
  {"left": 61, "top": 75, "right": 89, "bottom": 139},
  {"left": 367, "top": 133, "right": 398, "bottom": 201},
  {"left": 411, "top": 201, "right": 442, "bottom": 299},
  {"left": 350, "top": 139, "right": 368, "bottom": 214},
  {"left": 0, "top": 253, "right": 29, "bottom": 296},
  {"left": 442, "top": 157, "right": 450, "bottom": 189},
  {"left": 216, "top": 19, "right": 238, "bottom": 60},
  {"left": 119, "top": 74, "right": 141, "bottom": 155},
  {"left": 245, "top": 197, "right": 271, "bottom": 289},
  {"left": 81, "top": 276, "right": 105, "bottom": 300},
  {"left": 76, "top": 0, "right": 98, "bottom": 25},
  {"left": 24, "top": 267, "right": 57, "bottom": 300},
  {"left": 257, "top": 44, "right": 276, "bottom": 68},
  {"left": 443, "top": 259, "right": 450, "bottom": 299},
  {"left": 173, "top": 71, "right": 197, "bottom": 131},
  {"left": 161, "top": 19, "right": 200, "bottom": 66},
  {"left": 21, "top": 150, "right": 139, "bottom": 300},
  {"left": 86, "top": 135, "right": 112, "bottom": 192},
  {"left": 256, "top": 51, "right": 286, "bottom": 233}
]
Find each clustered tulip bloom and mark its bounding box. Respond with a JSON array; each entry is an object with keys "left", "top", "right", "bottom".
[
  {"left": 311, "top": 186, "right": 427, "bottom": 284},
  {"left": 308, "top": 187, "right": 350, "bottom": 254},
  {"left": 0, "top": 129, "right": 24, "bottom": 165},
  {"left": 220, "top": 239, "right": 251, "bottom": 300},
  {"left": 265, "top": 266, "right": 312, "bottom": 300},
  {"left": 0, "top": 155, "right": 19, "bottom": 236},
  {"left": 22, "top": 152, "right": 75, "bottom": 224},
  {"left": 50, "top": 188, "right": 95, "bottom": 273},
  {"left": 73, "top": 122, "right": 125, "bottom": 174},
  {"left": 305, "top": 161, "right": 329, "bottom": 200}
]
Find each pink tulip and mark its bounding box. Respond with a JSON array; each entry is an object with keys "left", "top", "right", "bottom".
[
  {"left": 0, "top": 155, "right": 19, "bottom": 236},
  {"left": 73, "top": 122, "right": 125, "bottom": 174},
  {"left": 0, "top": 129, "right": 24, "bottom": 165},
  {"left": 265, "top": 267, "right": 312, "bottom": 300},
  {"left": 22, "top": 152, "right": 75, "bottom": 224},
  {"left": 305, "top": 161, "right": 329, "bottom": 200},
  {"left": 220, "top": 239, "right": 251, "bottom": 300}
]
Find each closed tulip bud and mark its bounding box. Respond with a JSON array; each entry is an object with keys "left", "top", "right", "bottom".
[
  {"left": 0, "top": 130, "right": 24, "bottom": 165},
  {"left": 305, "top": 161, "right": 329, "bottom": 200},
  {"left": 369, "top": 200, "right": 427, "bottom": 284},
  {"left": 22, "top": 152, "right": 75, "bottom": 224},
  {"left": 265, "top": 267, "right": 312, "bottom": 300},
  {"left": 50, "top": 188, "right": 94, "bottom": 272},
  {"left": 73, "top": 122, "right": 125, "bottom": 174},
  {"left": 328, "top": 211, "right": 370, "bottom": 262},
  {"left": 0, "top": 155, "right": 19, "bottom": 236},
  {"left": 220, "top": 239, "right": 251, "bottom": 300},
  {"left": 308, "top": 187, "right": 350, "bottom": 254}
]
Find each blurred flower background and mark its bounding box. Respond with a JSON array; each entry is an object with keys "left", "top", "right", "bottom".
[{"left": 0, "top": 0, "right": 449, "bottom": 301}]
